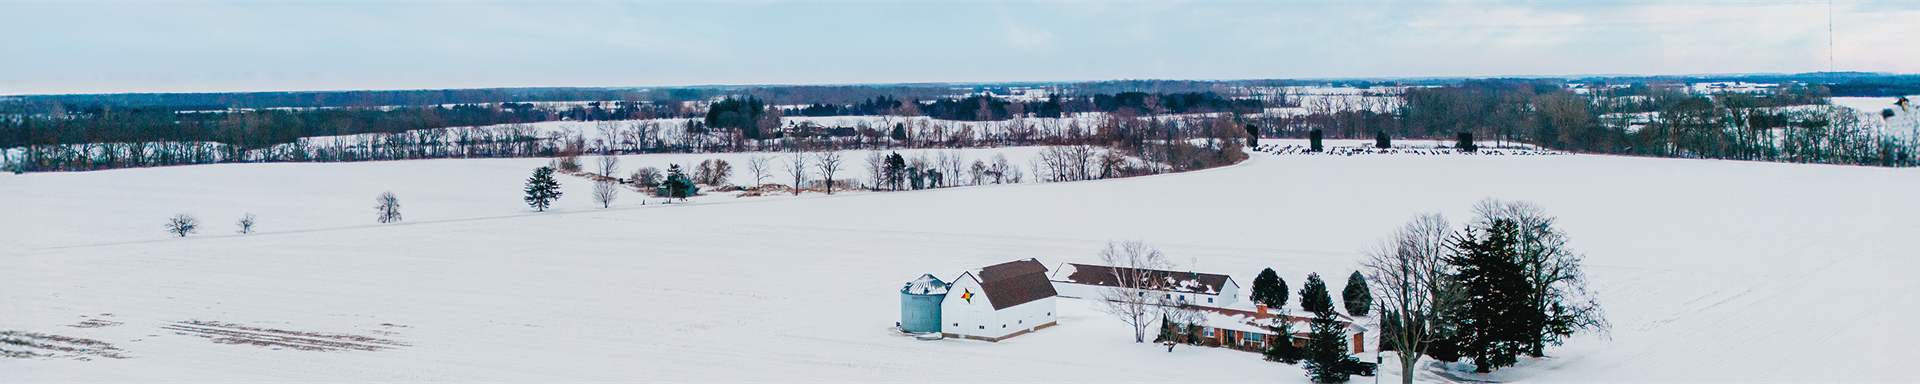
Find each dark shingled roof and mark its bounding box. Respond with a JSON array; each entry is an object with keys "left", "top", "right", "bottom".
[
  {"left": 1054, "top": 263, "right": 1235, "bottom": 295},
  {"left": 975, "top": 259, "right": 1057, "bottom": 310}
]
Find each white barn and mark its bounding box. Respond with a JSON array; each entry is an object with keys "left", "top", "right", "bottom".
[
  {"left": 1048, "top": 263, "right": 1241, "bottom": 308},
  {"left": 940, "top": 259, "right": 1059, "bottom": 342}
]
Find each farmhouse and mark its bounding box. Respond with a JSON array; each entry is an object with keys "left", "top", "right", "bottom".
[
  {"left": 1049, "top": 263, "right": 1241, "bottom": 308},
  {"left": 1183, "top": 305, "right": 1367, "bottom": 354},
  {"left": 940, "top": 259, "right": 1060, "bottom": 342}
]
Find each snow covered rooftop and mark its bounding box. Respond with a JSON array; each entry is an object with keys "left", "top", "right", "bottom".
[
  {"left": 902, "top": 274, "right": 948, "bottom": 295},
  {"left": 1051, "top": 263, "right": 1234, "bottom": 295}
]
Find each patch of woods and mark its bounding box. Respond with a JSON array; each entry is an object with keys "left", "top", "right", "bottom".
[
  {"left": 1251, "top": 80, "right": 1915, "bottom": 167},
  {"left": 1359, "top": 199, "right": 1605, "bottom": 383},
  {"left": 8, "top": 77, "right": 1912, "bottom": 172},
  {"left": 0, "top": 87, "right": 1265, "bottom": 173}
]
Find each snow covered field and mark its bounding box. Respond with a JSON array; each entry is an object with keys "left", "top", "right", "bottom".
[{"left": 4, "top": 149, "right": 1919, "bottom": 381}]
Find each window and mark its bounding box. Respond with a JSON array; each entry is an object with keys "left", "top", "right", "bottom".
[
  {"left": 1207, "top": 297, "right": 1214, "bottom": 303},
  {"left": 1165, "top": 293, "right": 1172, "bottom": 299},
  {"left": 978, "top": 325, "right": 984, "bottom": 329},
  {"left": 1046, "top": 312, "right": 1052, "bottom": 316},
  {"left": 953, "top": 323, "right": 959, "bottom": 326},
  {"left": 1001, "top": 324, "right": 1007, "bottom": 328},
  {"left": 1205, "top": 328, "right": 1215, "bottom": 337},
  {"left": 1018, "top": 320, "right": 1023, "bottom": 324},
  {"left": 1178, "top": 295, "right": 1185, "bottom": 300}
]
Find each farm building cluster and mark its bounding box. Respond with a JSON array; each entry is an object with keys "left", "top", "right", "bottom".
[{"left": 900, "top": 259, "right": 1367, "bottom": 354}]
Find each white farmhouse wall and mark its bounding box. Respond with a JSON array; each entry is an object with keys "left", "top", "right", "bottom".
[
  {"left": 1054, "top": 281, "right": 1241, "bottom": 309},
  {"left": 943, "top": 274, "right": 1058, "bottom": 340},
  {"left": 1050, "top": 280, "right": 1097, "bottom": 299}
]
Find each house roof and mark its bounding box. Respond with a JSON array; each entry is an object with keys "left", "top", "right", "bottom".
[
  {"left": 1192, "top": 306, "right": 1358, "bottom": 336},
  {"left": 967, "top": 259, "right": 1058, "bottom": 311},
  {"left": 1051, "top": 263, "right": 1237, "bottom": 295}
]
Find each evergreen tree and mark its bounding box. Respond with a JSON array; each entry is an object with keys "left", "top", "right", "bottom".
[
  {"left": 660, "top": 164, "right": 698, "bottom": 200},
  {"left": 1375, "top": 131, "right": 1392, "bottom": 149},
  {"left": 1300, "top": 273, "right": 1333, "bottom": 314},
  {"left": 1185, "top": 322, "right": 1204, "bottom": 346},
  {"left": 524, "top": 166, "right": 562, "bottom": 212},
  {"left": 883, "top": 152, "right": 906, "bottom": 190},
  {"left": 1457, "top": 132, "right": 1477, "bottom": 152},
  {"left": 1156, "top": 315, "right": 1179, "bottom": 351},
  {"left": 1245, "top": 124, "right": 1261, "bottom": 147},
  {"left": 1446, "top": 219, "right": 1532, "bottom": 373},
  {"left": 1263, "top": 310, "right": 1302, "bottom": 364},
  {"left": 1343, "top": 271, "right": 1373, "bottom": 316},
  {"left": 1251, "top": 268, "right": 1289, "bottom": 309},
  {"left": 1302, "top": 307, "right": 1356, "bottom": 383},
  {"left": 1309, "top": 129, "right": 1324, "bottom": 152}
]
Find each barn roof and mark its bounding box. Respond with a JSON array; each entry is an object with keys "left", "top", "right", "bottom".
[
  {"left": 969, "top": 259, "right": 1057, "bottom": 310},
  {"left": 1051, "top": 263, "right": 1237, "bottom": 295}
]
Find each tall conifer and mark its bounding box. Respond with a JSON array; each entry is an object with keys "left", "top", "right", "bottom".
[
  {"left": 1446, "top": 219, "right": 1532, "bottom": 373},
  {"left": 1251, "top": 268, "right": 1289, "bottom": 309}
]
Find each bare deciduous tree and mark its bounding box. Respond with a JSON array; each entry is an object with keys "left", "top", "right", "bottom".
[
  {"left": 1362, "top": 213, "right": 1462, "bottom": 384},
  {"left": 987, "top": 154, "right": 1011, "bottom": 184},
  {"left": 1095, "top": 240, "right": 1174, "bottom": 343},
  {"left": 747, "top": 155, "right": 770, "bottom": 188},
  {"left": 235, "top": 213, "right": 256, "bottom": 234},
  {"left": 375, "top": 191, "right": 402, "bottom": 223},
  {"left": 166, "top": 213, "right": 199, "bottom": 237},
  {"left": 1470, "top": 198, "right": 1607, "bottom": 357},
  {"left": 814, "top": 151, "right": 843, "bottom": 194},
  {"left": 630, "top": 167, "right": 661, "bottom": 192},
  {"left": 784, "top": 152, "right": 809, "bottom": 195},
  {"left": 969, "top": 159, "right": 987, "bottom": 186},
  {"left": 596, "top": 155, "right": 620, "bottom": 177},
  {"left": 593, "top": 180, "right": 618, "bottom": 208},
  {"left": 693, "top": 159, "right": 734, "bottom": 186},
  {"left": 864, "top": 151, "right": 888, "bottom": 190}
]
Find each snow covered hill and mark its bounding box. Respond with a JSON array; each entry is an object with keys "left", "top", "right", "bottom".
[{"left": 4, "top": 149, "right": 1917, "bottom": 381}]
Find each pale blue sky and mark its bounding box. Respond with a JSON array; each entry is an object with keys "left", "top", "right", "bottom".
[{"left": 3, "top": 1, "right": 1916, "bottom": 95}]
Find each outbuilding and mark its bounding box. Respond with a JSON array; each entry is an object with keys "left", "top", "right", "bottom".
[
  {"left": 940, "top": 259, "right": 1059, "bottom": 342},
  {"left": 1049, "top": 263, "right": 1241, "bottom": 308}
]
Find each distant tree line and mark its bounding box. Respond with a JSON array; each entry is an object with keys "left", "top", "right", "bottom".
[{"left": 1251, "top": 79, "right": 1916, "bottom": 167}]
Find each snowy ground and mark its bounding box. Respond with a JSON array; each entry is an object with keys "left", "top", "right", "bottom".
[{"left": 4, "top": 148, "right": 1919, "bottom": 381}]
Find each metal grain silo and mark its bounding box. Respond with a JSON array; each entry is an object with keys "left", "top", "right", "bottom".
[{"left": 900, "top": 274, "right": 948, "bottom": 334}]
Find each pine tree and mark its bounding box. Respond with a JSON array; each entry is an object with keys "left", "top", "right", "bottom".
[
  {"left": 884, "top": 152, "right": 906, "bottom": 190},
  {"left": 1343, "top": 271, "right": 1373, "bottom": 316},
  {"left": 1251, "top": 268, "right": 1289, "bottom": 309},
  {"left": 1302, "top": 307, "right": 1356, "bottom": 383},
  {"left": 1446, "top": 219, "right": 1531, "bottom": 373},
  {"left": 1457, "top": 132, "right": 1477, "bottom": 152},
  {"left": 1156, "top": 315, "right": 1179, "bottom": 351},
  {"left": 660, "top": 164, "right": 698, "bottom": 200},
  {"left": 1263, "top": 310, "right": 1302, "bottom": 364},
  {"left": 524, "top": 166, "right": 562, "bottom": 212},
  {"left": 1375, "top": 131, "right": 1392, "bottom": 149},
  {"left": 1309, "top": 129, "right": 1324, "bottom": 152},
  {"left": 1300, "top": 273, "right": 1333, "bottom": 314},
  {"left": 1185, "top": 322, "right": 1204, "bottom": 346}
]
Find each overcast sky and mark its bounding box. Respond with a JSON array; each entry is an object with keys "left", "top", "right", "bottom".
[{"left": 3, "top": 1, "right": 1916, "bottom": 95}]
